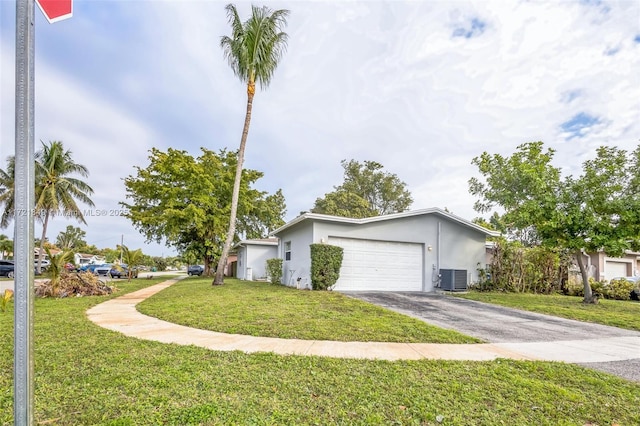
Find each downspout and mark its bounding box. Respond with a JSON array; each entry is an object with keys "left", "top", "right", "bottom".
[{"left": 432, "top": 221, "right": 442, "bottom": 289}]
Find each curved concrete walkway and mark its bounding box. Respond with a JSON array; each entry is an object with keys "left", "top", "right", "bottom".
[{"left": 86, "top": 278, "right": 640, "bottom": 365}]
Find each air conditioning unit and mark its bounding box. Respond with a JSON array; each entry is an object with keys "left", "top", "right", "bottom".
[{"left": 440, "top": 269, "right": 467, "bottom": 291}]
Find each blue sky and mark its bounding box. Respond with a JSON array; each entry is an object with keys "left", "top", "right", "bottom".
[{"left": 1, "top": 0, "right": 639, "bottom": 256}]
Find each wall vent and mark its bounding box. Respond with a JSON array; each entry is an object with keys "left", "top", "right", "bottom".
[{"left": 440, "top": 269, "right": 467, "bottom": 291}]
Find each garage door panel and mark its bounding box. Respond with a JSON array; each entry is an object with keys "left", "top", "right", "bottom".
[
  {"left": 606, "top": 261, "right": 628, "bottom": 279},
  {"left": 328, "top": 237, "right": 423, "bottom": 291}
]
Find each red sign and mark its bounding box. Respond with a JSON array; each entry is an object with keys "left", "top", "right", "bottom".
[{"left": 36, "top": 0, "right": 73, "bottom": 23}]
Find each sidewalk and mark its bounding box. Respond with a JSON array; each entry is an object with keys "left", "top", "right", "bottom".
[{"left": 86, "top": 278, "right": 640, "bottom": 366}]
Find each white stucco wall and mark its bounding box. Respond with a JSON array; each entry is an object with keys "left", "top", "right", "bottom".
[
  {"left": 278, "top": 221, "right": 314, "bottom": 288},
  {"left": 236, "top": 244, "right": 277, "bottom": 280},
  {"left": 275, "top": 212, "right": 489, "bottom": 291}
]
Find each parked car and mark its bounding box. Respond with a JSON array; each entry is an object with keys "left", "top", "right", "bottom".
[
  {"left": 612, "top": 276, "right": 640, "bottom": 284},
  {"left": 80, "top": 264, "right": 102, "bottom": 273},
  {"left": 0, "top": 260, "right": 15, "bottom": 278},
  {"left": 187, "top": 265, "right": 204, "bottom": 276},
  {"left": 611, "top": 276, "right": 640, "bottom": 301},
  {"left": 94, "top": 264, "right": 113, "bottom": 276},
  {"left": 34, "top": 259, "right": 50, "bottom": 272},
  {"left": 109, "top": 266, "right": 138, "bottom": 279}
]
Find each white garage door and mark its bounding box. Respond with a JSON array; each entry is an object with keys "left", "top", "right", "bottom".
[
  {"left": 328, "top": 237, "right": 423, "bottom": 291},
  {"left": 605, "top": 261, "right": 628, "bottom": 279}
]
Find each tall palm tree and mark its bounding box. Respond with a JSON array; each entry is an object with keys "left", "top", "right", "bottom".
[
  {"left": 35, "top": 141, "right": 94, "bottom": 273},
  {"left": 214, "top": 3, "right": 289, "bottom": 285}
]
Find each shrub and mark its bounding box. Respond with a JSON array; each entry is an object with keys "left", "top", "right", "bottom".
[
  {"left": 589, "top": 278, "right": 607, "bottom": 298},
  {"left": 1, "top": 289, "right": 13, "bottom": 313},
  {"left": 606, "top": 278, "right": 633, "bottom": 301},
  {"left": 265, "top": 258, "right": 283, "bottom": 285},
  {"left": 565, "top": 279, "right": 584, "bottom": 297},
  {"left": 310, "top": 244, "right": 343, "bottom": 291},
  {"left": 483, "top": 239, "right": 566, "bottom": 293}
]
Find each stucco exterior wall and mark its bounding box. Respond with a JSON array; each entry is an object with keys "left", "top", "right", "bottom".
[
  {"left": 236, "top": 244, "right": 277, "bottom": 280},
  {"left": 276, "top": 213, "right": 488, "bottom": 292},
  {"left": 278, "top": 221, "right": 315, "bottom": 288}
]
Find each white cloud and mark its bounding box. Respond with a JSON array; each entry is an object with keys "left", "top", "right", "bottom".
[{"left": 0, "top": 0, "right": 638, "bottom": 254}]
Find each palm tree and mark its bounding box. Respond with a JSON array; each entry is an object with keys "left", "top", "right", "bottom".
[
  {"left": 120, "top": 245, "right": 143, "bottom": 281},
  {"left": 0, "top": 234, "right": 12, "bottom": 259},
  {"left": 0, "top": 156, "right": 17, "bottom": 229},
  {"left": 35, "top": 141, "right": 94, "bottom": 273},
  {"left": 214, "top": 3, "right": 289, "bottom": 285},
  {"left": 45, "top": 247, "right": 74, "bottom": 297}
]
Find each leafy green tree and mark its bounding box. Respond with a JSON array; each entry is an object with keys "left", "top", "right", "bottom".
[
  {"left": 0, "top": 234, "right": 12, "bottom": 259},
  {"left": 215, "top": 3, "right": 290, "bottom": 286},
  {"left": 469, "top": 141, "right": 640, "bottom": 303},
  {"left": 34, "top": 141, "right": 94, "bottom": 273},
  {"left": 122, "top": 148, "right": 286, "bottom": 275},
  {"left": 312, "top": 190, "right": 372, "bottom": 219},
  {"left": 55, "top": 225, "right": 87, "bottom": 250},
  {"left": 152, "top": 257, "right": 167, "bottom": 272},
  {"left": 312, "top": 160, "right": 413, "bottom": 218},
  {"left": 99, "top": 247, "right": 121, "bottom": 263}
]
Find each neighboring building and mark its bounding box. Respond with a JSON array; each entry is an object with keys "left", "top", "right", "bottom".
[
  {"left": 74, "top": 253, "right": 105, "bottom": 266},
  {"left": 234, "top": 238, "right": 278, "bottom": 281},
  {"left": 34, "top": 247, "right": 60, "bottom": 260},
  {"left": 271, "top": 208, "right": 498, "bottom": 292},
  {"left": 224, "top": 254, "right": 238, "bottom": 277},
  {"left": 583, "top": 251, "right": 640, "bottom": 281}
]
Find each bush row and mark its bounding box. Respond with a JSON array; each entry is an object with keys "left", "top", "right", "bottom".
[{"left": 565, "top": 277, "right": 637, "bottom": 301}]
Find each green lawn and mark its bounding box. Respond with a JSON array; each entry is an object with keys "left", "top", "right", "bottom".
[
  {"left": 455, "top": 291, "right": 640, "bottom": 331},
  {"left": 137, "top": 278, "right": 479, "bottom": 343},
  {"left": 0, "top": 278, "right": 638, "bottom": 424}
]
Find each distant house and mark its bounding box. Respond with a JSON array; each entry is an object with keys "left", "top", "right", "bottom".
[
  {"left": 34, "top": 247, "right": 60, "bottom": 260},
  {"left": 271, "top": 208, "right": 498, "bottom": 291},
  {"left": 234, "top": 239, "right": 278, "bottom": 280},
  {"left": 224, "top": 254, "right": 237, "bottom": 277},
  {"left": 582, "top": 251, "right": 640, "bottom": 281},
  {"left": 74, "top": 253, "right": 105, "bottom": 266}
]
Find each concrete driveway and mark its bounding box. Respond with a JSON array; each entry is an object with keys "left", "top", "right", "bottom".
[{"left": 344, "top": 291, "right": 640, "bottom": 382}]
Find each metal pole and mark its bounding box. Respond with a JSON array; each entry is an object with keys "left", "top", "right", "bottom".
[{"left": 14, "top": 0, "right": 36, "bottom": 424}]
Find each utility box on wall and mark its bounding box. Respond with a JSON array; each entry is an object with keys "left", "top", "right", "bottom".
[{"left": 440, "top": 269, "right": 467, "bottom": 291}]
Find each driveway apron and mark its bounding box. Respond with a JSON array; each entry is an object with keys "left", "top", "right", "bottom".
[{"left": 343, "top": 291, "right": 640, "bottom": 382}]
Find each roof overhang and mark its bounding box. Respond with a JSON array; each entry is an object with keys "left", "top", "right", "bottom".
[
  {"left": 233, "top": 238, "right": 279, "bottom": 250},
  {"left": 271, "top": 208, "right": 500, "bottom": 237}
]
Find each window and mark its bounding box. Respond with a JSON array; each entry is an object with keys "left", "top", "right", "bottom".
[{"left": 284, "top": 241, "right": 291, "bottom": 261}]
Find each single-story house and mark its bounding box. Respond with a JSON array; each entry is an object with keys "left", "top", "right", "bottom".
[
  {"left": 234, "top": 238, "right": 278, "bottom": 281},
  {"left": 74, "top": 253, "right": 105, "bottom": 266},
  {"left": 582, "top": 251, "right": 640, "bottom": 281},
  {"left": 270, "top": 208, "right": 499, "bottom": 292}
]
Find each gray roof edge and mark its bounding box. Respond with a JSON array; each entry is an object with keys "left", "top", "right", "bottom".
[
  {"left": 271, "top": 208, "right": 499, "bottom": 237},
  {"left": 233, "top": 238, "right": 279, "bottom": 249}
]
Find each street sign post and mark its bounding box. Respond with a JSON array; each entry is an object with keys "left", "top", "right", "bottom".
[
  {"left": 15, "top": 1, "right": 72, "bottom": 424},
  {"left": 36, "top": 0, "right": 72, "bottom": 23}
]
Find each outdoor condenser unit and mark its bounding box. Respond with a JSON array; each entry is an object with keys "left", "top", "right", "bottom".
[{"left": 440, "top": 269, "right": 468, "bottom": 291}]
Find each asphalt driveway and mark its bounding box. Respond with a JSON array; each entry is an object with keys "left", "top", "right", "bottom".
[{"left": 344, "top": 291, "right": 640, "bottom": 382}]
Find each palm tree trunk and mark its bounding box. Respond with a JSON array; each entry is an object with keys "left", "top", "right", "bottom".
[
  {"left": 37, "top": 212, "right": 49, "bottom": 274},
  {"left": 213, "top": 83, "right": 255, "bottom": 285}
]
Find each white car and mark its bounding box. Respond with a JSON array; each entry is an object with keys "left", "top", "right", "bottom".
[
  {"left": 34, "top": 259, "right": 50, "bottom": 271},
  {"left": 94, "top": 264, "right": 113, "bottom": 276},
  {"left": 611, "top": 276, "right": 640, "bottom": 284}
]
